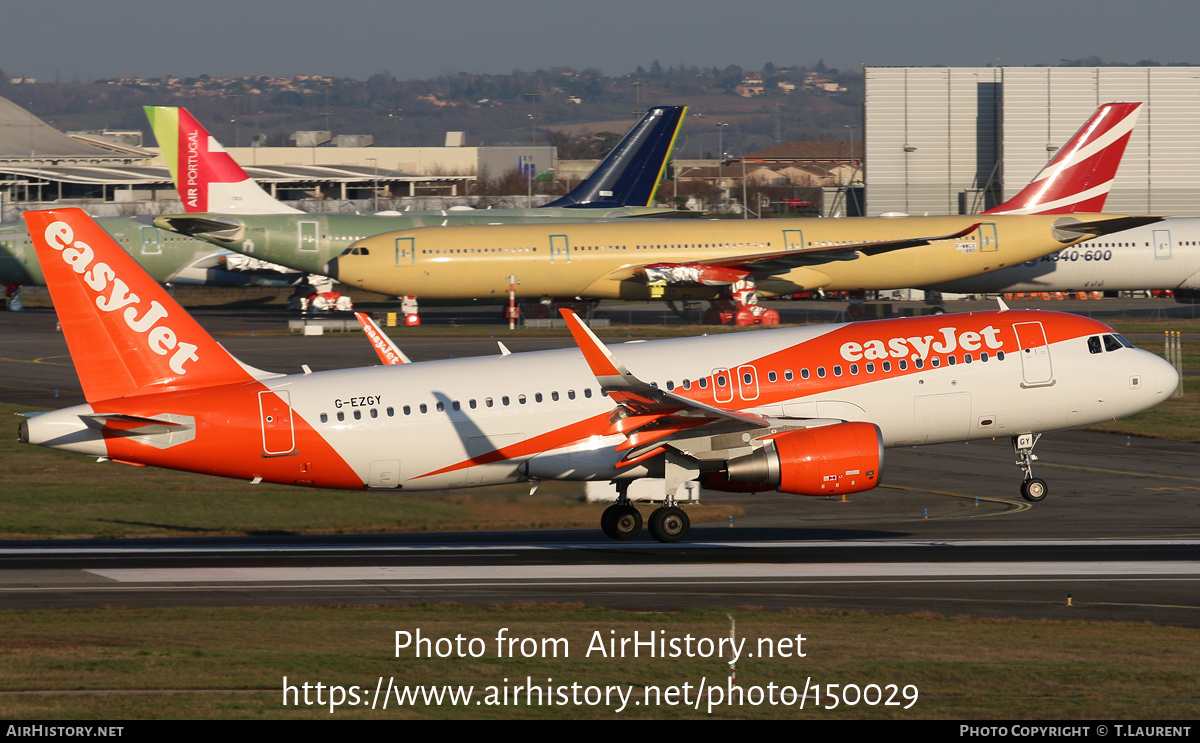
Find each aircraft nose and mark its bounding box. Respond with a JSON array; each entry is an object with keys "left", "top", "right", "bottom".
[
  {"left": 323, "top": 257, "right": 339, "bottom": 280},
  {"left": 1146, "top": 352, "right": 1180, "bottom": 396}
]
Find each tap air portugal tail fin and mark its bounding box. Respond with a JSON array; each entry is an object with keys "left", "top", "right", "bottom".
[
  {"left": 985, "top": 102, "right": 1140, "bottom": 215},
  {"left": 543, "top": 106, "right": 686, "bottom": 209},
  {"left": 145, "top": 105, "right": 303, "bottom": 215},
  {"left": 22, "top": 208, "right": 271, "bottom": 402}
]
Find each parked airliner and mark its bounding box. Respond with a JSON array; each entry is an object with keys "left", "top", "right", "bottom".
[{"left": 325, "top": 104, "right": 1147, "bottom": 321}]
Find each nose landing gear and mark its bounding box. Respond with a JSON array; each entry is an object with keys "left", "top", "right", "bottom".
[{"left": 1013, "top": 433, "right": 1048, "bottom": 502}]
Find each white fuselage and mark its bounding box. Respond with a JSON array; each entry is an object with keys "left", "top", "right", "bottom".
[
  {"left": 24, "top": 312, "right": 1176, "bottom": 492},
  {"left": 931, "top": 217, "right": 1200, "bottom": 293}
]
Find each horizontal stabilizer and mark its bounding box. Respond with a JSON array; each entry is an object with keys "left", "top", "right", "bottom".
[
  {"left": 1052, "top": 215, "right": 1163, "bottom": 238},
  {"left": 81, "top": 413, "right": 193, "bottom": 436}
]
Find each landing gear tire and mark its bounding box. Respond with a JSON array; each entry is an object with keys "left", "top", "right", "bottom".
[
  {"left": 602, "top": 504, "right": 642, "bottom": 540},
  {"left": 1021, "top": 478, "right": 1048, "bottom": 503},
  {"left": 648, "top": 506, "right": 690, "bottom": 543}
]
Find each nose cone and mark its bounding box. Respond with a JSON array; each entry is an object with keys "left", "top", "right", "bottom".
[
  {"left": 1145, "top": 351, "right": 1180, "bottom": 397},
  {"left": 322, "top": 256, "right": 338, "bottom": 280}
]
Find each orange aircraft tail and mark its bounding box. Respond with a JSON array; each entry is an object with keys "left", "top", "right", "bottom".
[{"left": 23, "top": 208, "right": 263, "bottom": 401}]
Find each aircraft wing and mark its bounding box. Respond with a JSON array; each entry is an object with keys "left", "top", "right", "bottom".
[
  {"left": 560, "top": 310, "right": 848, "bottom": 466},
  {"left": 599, "top": 223, "right": 982, "bottom": 283}
]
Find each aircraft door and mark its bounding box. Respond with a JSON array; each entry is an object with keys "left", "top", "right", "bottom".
[
  {"left": 258, "top": 390, "right": 296, "bottom": 456},
  {"left": 736, "top": 365, "right": 760, "bottom": 401},
  {"left": 140, "top": 226, "right": 161, "bottom": 255},
  {"left": 550, "top": 234, "right": 570, "bottom": 263},
  {"left": 299, "top": 220, "right": 319, "bottom": 252},
  {"left": 1013, "top": 322, "right": 1054, "bottom": 387},
  {"left": 1154, "top": 229, "right": 1172, "bottom": 259},
  {"left": 979, "top": 223, "right": 998, "bottom": 252},
  {"left": 394, "top": 237, "right": 415, "bottom": 266},
  {"left": 782, "top": 229, "right": 804, "bottom": 251}
]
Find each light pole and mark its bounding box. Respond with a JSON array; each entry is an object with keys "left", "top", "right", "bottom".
[
  {"left": 389, "top": 109, "right": 403, "bottom": 144},
  {"left": 227, "top": 90, "right": 244, "bottom": 147},
  {"left": 320, "top": 77, "right": 334, "bottom": 133},
  {"left": 366, "top": 157, "right": 378, "bottom": 211},
  {"left": 714, "top": 122, "right": 729, "bottom": 164},
  {"left": 844, "top": 123, "right": 859, "bottom": 215}
]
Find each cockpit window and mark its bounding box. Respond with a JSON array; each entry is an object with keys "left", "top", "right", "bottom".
[
  {"left": 1114, "top": 334, "right": 1135, "bottom": 349},
  {"left": 1087, "top": 336, "right": 1102, "bottom": 354},
  {"left": 1103, "top": 334, "right": 1123, "bottom": 352}
]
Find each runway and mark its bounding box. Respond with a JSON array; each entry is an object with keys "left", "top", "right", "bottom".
[{"left": 2, "top": 302, "right": 1198, "bottom": 625}]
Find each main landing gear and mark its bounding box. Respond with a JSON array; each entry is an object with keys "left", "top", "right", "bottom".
[
  {"left": 599, "top": 482, "right": 692, "bottom": 543},
  {"left": 600, "top": 482, "right": 642, "bottom": 541},
  {"left": 1013, "top": 433, "right": 1048, "bottom": 503}
]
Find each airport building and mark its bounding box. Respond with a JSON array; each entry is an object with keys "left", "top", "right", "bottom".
[
  {"left": 864, "top": 66, "right": 1200, "bottom": 217},
  {"left": 0, "top": 96, "right": 555, "bottom": 217}
]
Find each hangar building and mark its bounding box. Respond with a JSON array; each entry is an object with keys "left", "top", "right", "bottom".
[{"left": 864, "top": 66, "right": 1200, "bottom": 217}]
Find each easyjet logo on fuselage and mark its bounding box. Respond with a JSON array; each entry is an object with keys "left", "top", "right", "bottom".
[
  {"left": 839, "top": 326, "right": 1004, "bottom": 362},
  {"left": 43, "top": 221, "right": 199, "bottom": 375}
]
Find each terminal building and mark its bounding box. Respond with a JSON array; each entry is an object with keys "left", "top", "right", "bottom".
[
  {"left": 864, "top": 66, "right": 1200, "bottom": 217},
  {"left": 0, "top": 96, "right": 555, "bottom": 219}
]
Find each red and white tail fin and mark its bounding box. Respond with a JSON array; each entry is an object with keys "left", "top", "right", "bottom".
[
  {"left": 985, "top": 102, "right": 1140, "bottom": 215},
  {"left": 23, "top": 208, "right": 265, "bottom": 402},
  {"left": 355, "top": 312, "right": 411, "bottom": 364},
  {"left": 144, "top": 105, "right": 302, "bottom": 215}
]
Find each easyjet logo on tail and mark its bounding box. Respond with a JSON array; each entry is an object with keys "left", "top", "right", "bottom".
[
  {"left": 839, "top": 326, "right": 1004, "bottom": 362},
  {"left": 43, "top": 221, "right": 199, "bottom": 375}
]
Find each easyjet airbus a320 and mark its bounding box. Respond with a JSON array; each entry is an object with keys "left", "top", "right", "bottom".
[{"left": 19, "top": 208, "right": 1176, "bottom": 542}]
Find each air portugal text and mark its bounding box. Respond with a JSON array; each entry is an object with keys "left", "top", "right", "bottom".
[
  {"left": 44, "top": 221, "right": 199, "bottom": 375},
  {"left": 840, "top": 326, "right": 1005, "bottom": 362}
]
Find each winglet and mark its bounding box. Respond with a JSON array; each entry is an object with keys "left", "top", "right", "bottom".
[
  {"left": 543, "top": 106, "right": 686, "bottom": 209},
  {"left": 355, "top": 312, "right": 411, "bottom": 364},
  {"left": 985, "top": 102, "right": 1141, "bottom": 215},
  {"left": 561, "top": 309, "right": 770, "bottom": 428},
  {"left": 561, "top": 309, "right": 629, "bottom": 381},
  {"left": 145, "top": 105, "right": 302, "bottom": 215}
]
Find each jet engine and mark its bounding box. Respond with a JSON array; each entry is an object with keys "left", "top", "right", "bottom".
[{"left": 704, "top": 422, "right": 883, "bottom": 496}]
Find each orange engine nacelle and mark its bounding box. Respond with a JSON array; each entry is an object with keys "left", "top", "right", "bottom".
[{"left": 715, "top": 422, "right": 883, "bottom": 496}]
